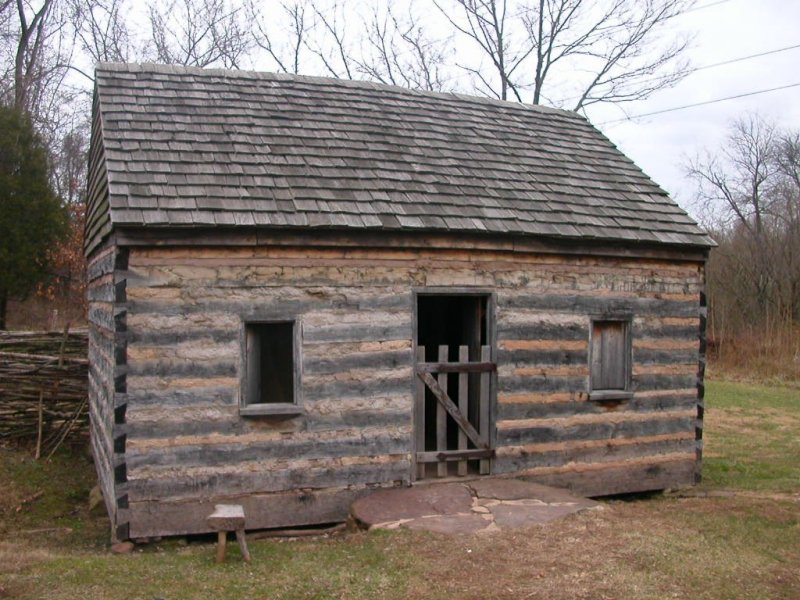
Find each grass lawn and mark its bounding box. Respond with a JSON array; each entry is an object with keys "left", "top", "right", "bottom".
[
  {"left": 701, "top": 380, "right": 800, "bottom": 493},
  {"left": 1, "top": 378, "right": 798, "bottom": 599}
]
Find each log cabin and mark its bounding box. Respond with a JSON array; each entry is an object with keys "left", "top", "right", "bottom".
[{"left": 86, "top": 63, "right": 713, "bottom": 541}]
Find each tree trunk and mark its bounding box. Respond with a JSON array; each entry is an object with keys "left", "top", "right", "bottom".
[
  {"left": 0, "top": 291, "right": 7, "bottom": 331},
  {"left": 13, "top": 0, "right": 53, "bottom": 111}
]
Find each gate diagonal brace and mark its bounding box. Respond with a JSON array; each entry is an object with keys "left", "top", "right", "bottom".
[{"left": 417, "top": 371, "right": 488, "bottom": 451}]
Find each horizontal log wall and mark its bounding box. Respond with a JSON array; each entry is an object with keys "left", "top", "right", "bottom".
[
  {"left": 119, "top": 243, "right": 704, "bottom": 536},
  {"left": 494, "top": 275, "right": 702, "bottom": 494},
  {"left": 87, "top": 241, "right": 126, "bottom": 539}
]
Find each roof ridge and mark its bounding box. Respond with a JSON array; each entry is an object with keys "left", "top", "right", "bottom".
[{"left": 95, "top": 61, "right": 585, "bottom": 122}]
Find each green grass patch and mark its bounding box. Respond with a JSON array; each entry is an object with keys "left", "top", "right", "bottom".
[
  {"left": 3, "top": 526, "right": 424, "bottom": 600},
  {"left": 706, "top": 379, "right": 800, "bottom": 412},
  {"left": 612, "top": 496, "right": 800, "bottom": 600},
  {"left": 702, "top": 380, "right": 800, "bottom": 493}
]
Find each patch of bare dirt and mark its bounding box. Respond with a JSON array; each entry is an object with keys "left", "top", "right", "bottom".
[
  {"left": 0, "top": 541, "right": 57, "bottom": 599},
  {"left": 0, "top": 482, "right": 23, "bottom": 517},
  {"left": 0, "top": 449, "right": 26, "bottom": 516},
  {"left": 673, "top": 489, "right": 800, "bottom": 503},
  {"left": 391, "top": 495, "right": 800, "bottom": 600},
  {"left": 0, "top": 542, "right": 55, "bottom": 575},
  {"left": 397, "top": 506, "right": 634, "bottom": 599}
]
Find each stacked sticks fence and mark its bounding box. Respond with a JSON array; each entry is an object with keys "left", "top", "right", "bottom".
[{"left": 0, "top": 328, "right": 89, "bottom": 456}]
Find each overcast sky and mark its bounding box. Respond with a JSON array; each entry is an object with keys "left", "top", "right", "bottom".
[{"left": 585, "top": 0, "right": 800, "bottom": 218}]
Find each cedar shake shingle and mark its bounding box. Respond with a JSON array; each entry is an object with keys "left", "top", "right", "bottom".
[{"left": 87, "top": 63, "right": 714, "bottom": 252}]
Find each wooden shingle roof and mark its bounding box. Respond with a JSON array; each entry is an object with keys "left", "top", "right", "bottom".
[{"left": 87, "top": 62, "right": 713, "bottom": 253}]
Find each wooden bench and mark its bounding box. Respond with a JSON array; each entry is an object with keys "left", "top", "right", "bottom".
[{"left": 206, "top": 504, "right": 251, "bottom": 563}]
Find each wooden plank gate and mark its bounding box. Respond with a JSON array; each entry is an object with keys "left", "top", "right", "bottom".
[{"left": 415, "top": 344, "right": 495, "bottom": 479}]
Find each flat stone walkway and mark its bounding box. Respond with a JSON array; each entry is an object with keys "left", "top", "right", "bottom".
[{"left": 351, "top": 479, "right": 601, "bottom": 534}]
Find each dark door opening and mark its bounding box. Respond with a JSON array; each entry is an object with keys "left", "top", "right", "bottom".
[
  {"left": 415, "top": 294, "right": 493, "bottom": 478},
  {"left": 417, "top": 295, "right": 487, "bottom": 363}
]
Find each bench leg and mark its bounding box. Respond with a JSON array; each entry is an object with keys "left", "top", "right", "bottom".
[
  {"left": 235, "top": 528, "right": 251, "bottom": 563},
  {"left": 216, "top": 531, "right": 227, "bottom": 563}
]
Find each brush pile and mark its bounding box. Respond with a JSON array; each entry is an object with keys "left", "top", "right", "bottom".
[{"left": 0, "top": 329, "right": 89, "bottom": 454}]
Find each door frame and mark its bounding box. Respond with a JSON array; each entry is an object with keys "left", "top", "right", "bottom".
[{"left": 411, "top": 288, "right": 497, "bottom": 480}]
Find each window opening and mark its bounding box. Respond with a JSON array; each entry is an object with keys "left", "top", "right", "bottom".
[
  {"left": 590, "top": 319, "right": 632, "bottom": 399},
  {"left": 244, "top": 322, "right": 296, "bottom": 406}
]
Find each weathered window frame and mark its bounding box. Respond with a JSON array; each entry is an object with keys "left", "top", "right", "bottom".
[
  {"left": 240, "top": 319, "right": 304, "bottom": 417},
  {"left": 588, "top": 316, "right": 633, "bottom": 401}
]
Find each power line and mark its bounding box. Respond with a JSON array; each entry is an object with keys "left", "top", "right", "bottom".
[
  {"left": 597, "top": 81, "right": 800, "bottom": 126},
  {"left": 682, "top": 0, "right": 735, "bottom": 15},
  {"left": 661, "top": 0, "right": 734, "bottom": 22},
  {"left": 560, "top": 41, "right": 800, "bottom": 106},
  {"left": 600, "top": 42, "right": 800, "bottom": 98},
  {"left": 689, "top": 43, "right": 800, "bottom": 75}
]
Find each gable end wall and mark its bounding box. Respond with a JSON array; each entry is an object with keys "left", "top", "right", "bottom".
[{"left": 85, "top": 90, "right": 112, "bottom": 255}]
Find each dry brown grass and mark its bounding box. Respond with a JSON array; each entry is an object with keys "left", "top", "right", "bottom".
[
  {"left": 0, "top": 478, "right": 23, "bottom": 515},
  {"left": 0, "top": 542, "right": 55, "bottom": 576},
  {"left": 0, "top": 545, "right": 52, "bottom": 599},
  {"left": 708, "top": 325, "right": 800, "bottom": 384},
  {"left": 399, "top": 497, "right": 800, "bottom": 600},
  {"left": 5, "top": 297, "right": 86, "bottom": 332}
]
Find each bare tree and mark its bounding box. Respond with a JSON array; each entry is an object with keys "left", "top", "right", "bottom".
[
  {"left": 249, "top": 0, "right": 450, "bottom": 91},
  {"left": 688, "top": 114, "right": 777, "bottom": 237},
  {"left": 69, "top": 0, "right": 137, "bottom": 64},
  {"left": 774, "top": 132, "right": 800, "bottom": 216},
  {"left": 147, "top": 0, "right": 251, "bottom": 68},
  {"left": 249, "top": 0, "right": 309, "bottom": 74},
  {"left": 357, "top": 3, "right": 452, "bottom": 92},
  {"left": 688, "top": 115, "right": 800, "bottom": 358},
  {"left": 772, "top": 132, "right": 800, "bottom": 321},
  {"left": 303, "top": 0, "right": 355, "bottom": 79},
  {"left": 534, "top": 0, "right": 691, "bottom": 110},
  {"left": 1, "top": 1, "right": 83, "bottom": 150},
  {"left": 688, "top": 115, "right": 777, "bottom": 318},
  {"left": 435, "top": 0, "right": 532, "bottom": 101},
  {"left": 1, "top": 0, "right": 58, "bottom": 111},
  {"left": 13, "top": 0, "right": 54, "bottom": 109},
  {"left": 438, "top": 0, "right": 692, "bottom": 108},
  {"left": 52, "top": 119, "right": 87, "bottom": 204}
]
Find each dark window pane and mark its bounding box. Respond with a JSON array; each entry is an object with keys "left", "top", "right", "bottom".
[{"left": 246, "top": 322, "right": 294, "bottom": 404}]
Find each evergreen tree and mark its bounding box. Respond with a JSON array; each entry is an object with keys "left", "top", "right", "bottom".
[{"left": 0, "top": 105, "right": 67, "bottom": 330}]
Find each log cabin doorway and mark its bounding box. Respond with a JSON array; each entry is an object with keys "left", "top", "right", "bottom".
[{"left": 414, "top": 293, "right": 495, "bottom": 480}]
